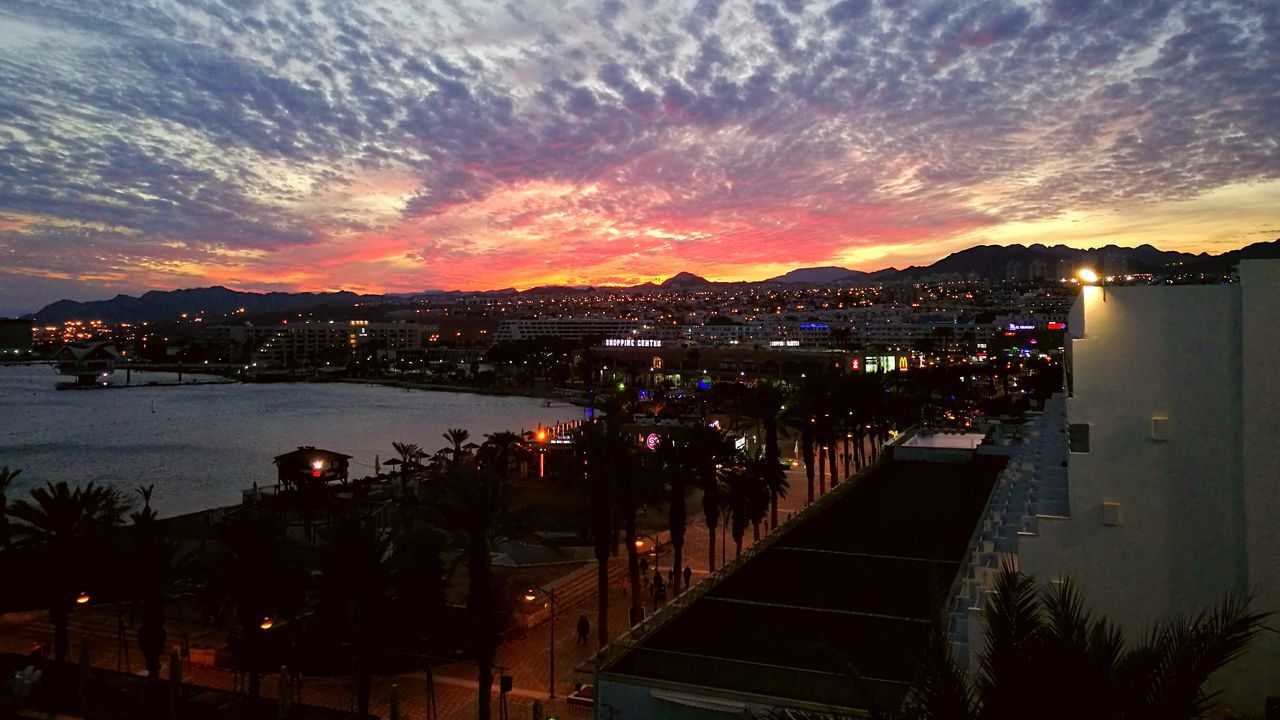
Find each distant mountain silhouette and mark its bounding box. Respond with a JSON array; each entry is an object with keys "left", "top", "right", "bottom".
[
  {"left": 660, "top": 272, "right": 714, "bottom": 288},
  {"left": 889, "top": 240, "right": 1280, "bottom": 281},
  {"left": 768, "top": 266, "right": 869, "bottom": 284},
  {"left": 30, "top": 240, "right": 1278, "bottom": 322},
  {"left": 32, "top": 286, "right": 380, "bottom": 323}
]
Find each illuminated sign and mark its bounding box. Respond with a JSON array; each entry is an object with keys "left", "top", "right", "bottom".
[
  {"left": 645, "top": 433, "right": 660, "bottom": 450},
  {"left": 697, "top": 376, "right": 713, "bottom": 390},
  {"left": 850, "top": 358, "right": 860, "bottom": 371},
  {"left": 898, "top": 356, "right": 909, "bottom": 371},
  {"left": 864, "top": 357, "right": 878, "bottom": 373},
  {"left": 799, "top": 323, "right": 829, "bottom": 330},
  {"left": 1047, "top": 322, "right": 1066, "bottom": 330},
  {"left": 769, "top": 340, "right": 801, "bottom": 347},
  {"left": 604, "top": 338, "right": 662, "bottom": 348},
  {"left": 879, "top": 356, "right": 896, "bottom": 372},
  {"left": 1007, "top": 323, "right": 1036, "bottom": 331}
]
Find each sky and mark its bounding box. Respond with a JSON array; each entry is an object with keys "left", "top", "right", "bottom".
[{"left": 0, "top": 0, "right": 1277, "bottom": 315}]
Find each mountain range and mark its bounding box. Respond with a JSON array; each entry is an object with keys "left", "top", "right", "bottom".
[{"left": 26, "top": 239, "right": 1280, "bottom": 323}]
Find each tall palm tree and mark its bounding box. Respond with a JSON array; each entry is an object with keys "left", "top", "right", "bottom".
[
  {"left": 130, "top": 485, "right": 190, "bottom": 687},
  {"left": 437, "top": 465, "right": 538, "bottom": 720},
  {"left": 686, "top": 426, "right": 733, "bottom": 573},
  {"left": 0, "top": 465, "right": 19, "bottom": 550},
  {"left": 742, "top": 449, "right": 784, "bottom": 540},
  {"left": 654, "top": 436, "right": 689, "bottom": 594},
  {"left": 443, "top": 428, "right": 471, "bottom": 468},
  {"left": 206, "top": 512, "right": 305, "bottom": 699},
  {"left": 783, "top": 398, "right": 818, "bottom": 505},
  {"left": 722, "top": 465, "right": 752, "bottom": 557},
  {"left": 8, "top": 481, "right": 130, "bottom": 662},
  {"left": 617, "top": 443, "right": 664, "bottom": 625},
  {"left": 574, "top": 422, "right": 623, "bottom": 647},
  {"left": 317, "top": 519, "right": 392, "bottom": 718},
  {"left": 744, "top": 384, "right": 786, "bottom": 527},
  {"left": 906, "top": 567, "right": 1269, "bottom": 720}
]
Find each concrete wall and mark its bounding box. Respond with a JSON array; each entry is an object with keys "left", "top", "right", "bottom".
[
  {"left": 1019, "top": 269, "right": 1280, "bottom": 713},
  {"left": 1234, "top": 260, "right": 1280, "bottom": 709}
]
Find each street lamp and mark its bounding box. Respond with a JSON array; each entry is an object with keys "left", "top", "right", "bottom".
[
  {"left": 1078, "top": 268, "right": 1105, "bottom": 301},
  {"left": 523, "top": 586, "right": 557, "bottom": 698}
]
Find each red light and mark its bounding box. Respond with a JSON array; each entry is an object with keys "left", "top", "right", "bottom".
[
  {"left": 1047, "top": 322, "right": 1066, "bottom": 330},
  {"left": 1004, "top": 331, "right": 1016, "bottom": 337},
  {"left": 312, "top": 469, "right": 321, "bottom": 477}
]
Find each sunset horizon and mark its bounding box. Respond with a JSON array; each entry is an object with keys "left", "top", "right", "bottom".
[{"left": 2, "top": 0, "right": 1277, "bottom": 315}]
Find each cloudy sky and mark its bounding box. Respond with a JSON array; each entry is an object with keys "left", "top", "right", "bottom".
[{"left": 0, "top": 0, "right": 1277, "bottom": 314}]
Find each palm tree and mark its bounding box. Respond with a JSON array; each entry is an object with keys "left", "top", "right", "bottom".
[
  {"left": 616, "top": 443, "right": 664, "bottom": 625},
  {"left": 391, "top": 441, "right": 422, "bottom": 491},
  {"left": 574, "top": 422, "right": 623, "bottom": 647},
  {"left": 783, "top": 399, "right": 818, "bottom": 505},
  {"left": 654, "top": 436, "right": 690, "bottom": 594},
  {"left": 722, "top": 465, "right": 752, "bottom": 557},
  {"left": 443, "top": 428, "right": 471, "bottom": 468},
  {"left": 686, "top": 426, "right": 733, "bottom": 573},
  {"left": 742, "top": 449, "right": 784, "bottom": 540},
  {"left": 744, "top": 384, "right": 786, "bottom": 527},
  {"left": 437, "top": 465, "right": 538, "bottom": 720},
  {"left": 0, "top": 465, "right": 19, "bottom": 550},
  {"left": 8, "top": 481, "right": 130, "bottom": 662},
  {"left": 130, "top": 485, "right": 190, "bottom": 687},
  {"left": 206, "top": 512, "right": 305, "bottom": 699},
  {"left": 481, "top": 430, "right": 524, "bottom": 482},
  {"left": 317, "top": 519, "right": 392, "bottom": 718},
  {"left": 906, "top": 567, "right": 1269, "bottom": 720}
]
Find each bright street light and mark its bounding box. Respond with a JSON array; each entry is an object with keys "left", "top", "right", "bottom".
[{"left": 1077, "top": 268, "right": 1099, "bottom": 284}]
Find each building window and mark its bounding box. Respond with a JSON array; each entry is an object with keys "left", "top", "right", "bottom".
[{"left": 1068, "top": 423, "right": 1090, "bottom": 453}]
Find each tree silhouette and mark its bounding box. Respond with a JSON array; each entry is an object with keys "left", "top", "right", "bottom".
[
  {"left": 437, "top": 464, "right": 537, "bottom": 720},
  {"left": 0, "top": 465, "right": 19, "bottom": 550},
  {"left": 443, "top": 428, "right": 471, "bottom": 468},
  {"left": 7, "top": 481, "right": 130, "bottom": 662},
  {"left": 906, "top": 567, "right": 1269, "bottom": 720}
]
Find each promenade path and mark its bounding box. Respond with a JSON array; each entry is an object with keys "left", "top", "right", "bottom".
[{"left": 0, "top": 445, "right": 871, "bottom": 719}]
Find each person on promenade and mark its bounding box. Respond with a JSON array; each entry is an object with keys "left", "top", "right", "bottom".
[
  {"left": 576, "top": 615, "right": 590, "bottom": 645},
  {"left": 683, "top": 566, "right": 692, "bottom": 589}
]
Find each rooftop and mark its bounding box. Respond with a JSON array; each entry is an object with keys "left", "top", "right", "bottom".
[{"left": 598, "top": 452, "right": 1006, "bottom": 715}]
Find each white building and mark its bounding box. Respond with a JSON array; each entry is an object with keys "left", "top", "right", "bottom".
[
  {"left": 1014, "top": 260, "right": 1280, "bottom": 713},
  {"left": 493, "top": 318, "right": 642, "bottom": 342}
]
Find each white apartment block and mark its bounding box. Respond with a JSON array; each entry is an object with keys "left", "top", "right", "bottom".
[
  {"left": 493, "top": 318, "right": 643, "bottom": 342},
  {"left": 974, "top": 260, "right": 1280, "bottom": 714}
]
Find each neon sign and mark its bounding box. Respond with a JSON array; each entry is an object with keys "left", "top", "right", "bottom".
[
  {"left": 605, "top": 338, "right": 662, "bottom": 347},
  {"left": 645, "top": 433, "right": 660, "bottom": 450}
]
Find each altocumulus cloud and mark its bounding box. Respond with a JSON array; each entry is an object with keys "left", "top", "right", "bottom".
[{"left": 0, "top": 0, "right": 1277, "bottom": 310}]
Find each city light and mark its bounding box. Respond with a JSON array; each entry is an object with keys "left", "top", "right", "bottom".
[
  {"left": 1077, "top": 268, "right": 1099, "bottom": 284},
  {"left": 76, "top": 592, "right": 91, "bottom": 605}
]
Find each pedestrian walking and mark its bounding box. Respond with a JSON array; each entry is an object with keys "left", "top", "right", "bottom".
[
  {"left": 576, "top": 614, "right": 590, "bottom": 645},
  {"left": 683, "top": 566, "right": 692, "bottom": 588},
  {"left": 640, "top": 555, "right": 649, "bottom": 576}
]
